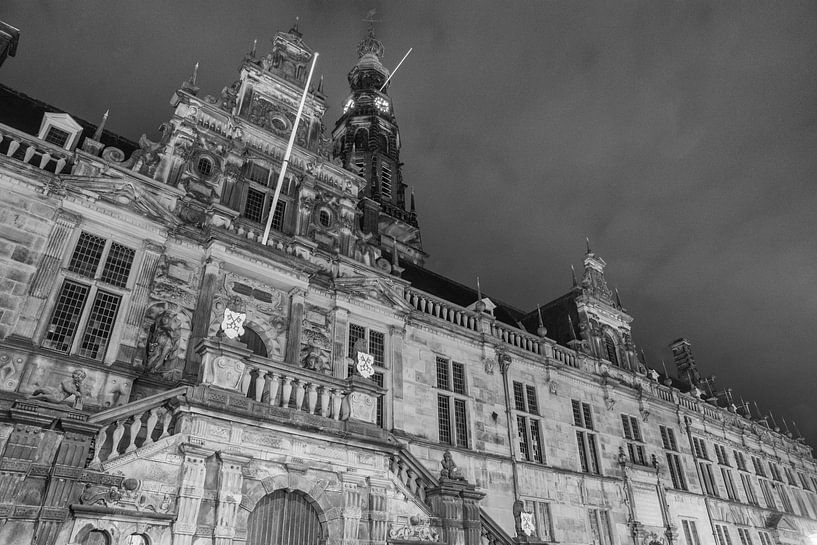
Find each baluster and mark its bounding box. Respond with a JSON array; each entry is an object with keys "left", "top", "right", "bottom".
[
  {"left": 159, "top": 408, "right": 173, "bottom": 439},
  {"left": 307, "top": 383, "right": 318, "bottom": 414},
  {"left": 331, "top": 389, "right": 343, "bottom": 420},
  {"left": 241, "top": 367, "right": 253, "bottom": 396},
  {"left": 419, "top": 298, "right": 427, "bottom": 313},
  {"left": 255, "top": 370, "right": 267, "bottom": 402},
  {"left": 125, "top": 411, "right": 145, "bottom": 453},
  {"left": 38, "top": 152, "right": 51, "bottom": 169},
  {"left": 144, "top": 408, "right": 160, "bottom": 446},
  {"left": 280, "top": 377, "right": 293, "bottom": 407},
  {"left": 406, "top": 469, "right": 418, "bottom": 493},
  {"left": 418, "top": 483, "right": 427, "bottom": 503},
  {"left": 294, "top": 380, "right": 306, "bottom": 411},
  {"left": 7, "top": 139, "right": 20, "bottom": 157},
  {"left": 90, "top": 423, "right": 110, "bottom": 467},
  {"left": 320, "top": 386, "right": 331, "bottom": 417},
  {"left": 268, "top": 373, "right": 281, "bottom": 405},
  {"left": 23, "top": 145, "right": 36, "bottom": 164},
  {"left": 397, "top": 460, "right": 408, "bottom": 485},
  {"left": 110, "top": 419, "right": 126, "bottom": 458}
]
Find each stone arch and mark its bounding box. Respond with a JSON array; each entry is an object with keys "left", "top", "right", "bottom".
[{"left": 74, "top": 525, "right": 112, "bottom": 545}]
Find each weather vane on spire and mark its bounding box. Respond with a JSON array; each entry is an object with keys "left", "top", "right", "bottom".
[{"left": 363, "top": 9, "right": 381, "bottom": 28}]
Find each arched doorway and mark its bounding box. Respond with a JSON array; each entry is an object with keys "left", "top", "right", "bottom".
[{"left": 247, "top": 489, "right": 324, "bottom": 545}]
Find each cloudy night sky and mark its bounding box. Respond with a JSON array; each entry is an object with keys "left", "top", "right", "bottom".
[{"left": 3, "top": 2, "right": 816, "bottom": 447}]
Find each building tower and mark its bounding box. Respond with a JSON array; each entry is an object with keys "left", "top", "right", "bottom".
[{"left": 332, "top": 24, "right": 424, "bottom": 265}]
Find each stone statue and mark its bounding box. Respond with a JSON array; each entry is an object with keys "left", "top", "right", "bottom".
[
  {"left": 29, "top": 369, "right": 87, "bottom": 409},
  {"left": 145, "top": 311, "right": 181, "bottom": 372},
  {"left": 440, "top": 450, "right": 465, "bottom": 481}
]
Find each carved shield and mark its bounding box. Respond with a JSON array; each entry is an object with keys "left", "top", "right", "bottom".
[{"left": 520, "top": 512, "right": 536, "bottom": 537}]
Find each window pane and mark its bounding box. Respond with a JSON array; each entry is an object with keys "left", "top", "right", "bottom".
[
  {"left": 44, "top": 281, "right": 89, "bottom": 352},
  {"left": 571, "top": 400, "right": 582, "bottom": 426},
  {"left": 347, "top": 323, "right": 367, "bottom": 376},
  {"left": 247, "top": 163, "right": 270, "bottom": 184},
  {"left": 576, "top": 431, "right": 589, "bottom": 472},
  {"left": 69, "top": 232, "right": 106, "bottom": 278},
  {"left": 513, "top": 382, "right": 526, "bottom": 412},
  {"left": 517, "top": 415, "right": 530, "bottom": 460},
  {"left": 78, "top": 290, "right": 121, "bottom": 360},
  {"left": 454, "top": 398, "right": 468, "bottom": 447},
  {"left": 451, "top": 362, "right": 466, "bottom": 395},
  {"left": 44, "top": 126, "right": 70, "bottom": 147},
  {"left": 373, "top": 371, "right": 384, "bottom": 427},
  {"left": 582, "top": 403, "right": 594, "bottom": 430},
  {"left": 244, "top": 188, "right": 265, "bottom": 222},
  {"left": 622, "top": 414, "right": 633, "bottom": 440},
  {"left": 436, "top": 357, "right": 450, "bottom": 391},
  {"left": 369, "top": 330, "right": 385, "bottom": 367},
  {"left": 587, "top": 433, "right": 600, "bottom": 473},
  {"left": 100, "top": 242, "right": 135, "bottom": 288},
  {"left": 270, "top": 200, "right": 286, "bottom": 231},
  {"left": 630, "top": 417, "right": 642, "bottom": 441},
  {"left": 437, "top": 395, "right": 451, "bottom": 444},
  {"left": 530, "top": 419, "right": 543, "bottom": 463},
  {"left": 526, "top": 385, "right": 539, "bottom": 415}
]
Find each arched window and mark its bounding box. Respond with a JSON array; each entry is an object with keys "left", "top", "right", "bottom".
[
  {"left": 354, "top": 129, "right": 367, "bottom": 151},
  {"left": 604, "top": 334, "right": 619, "bottom": 367},
  {"left": 239, "top": 326, "right": 268, "bottom": 358},
  {"left": 197, "top": 157, "right": 213, "bottom": 176},
  {"left": 247, "top": 490, "right": 324, "bottom": 545},
  {"left": 126, "top": 535, "right": 149, "bottom": 545},
  {"left": 319, "top": 209, "right": 331, "bottom": 227},
  {"left": 81, "top": 531, "right": 110, "bottom": 545}
]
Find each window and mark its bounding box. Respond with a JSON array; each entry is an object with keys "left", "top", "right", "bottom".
[
  {"left": 740, "top": 473, "right": 759, "bottom": 506},
  {"left": 604, "top": 334, "right": 619, "bottom": 366},
  {"left": 757, "top": 532, "right": 772, "bottom": 545},
  {"left": 380, "top": 161, "right": 392, "bottom": 199},
  {"left": 621, "top": 414, "right": 647, "bottom": 465},
  {"left": 436, "top": 356, "right": 468, "bottom": 448},
  {"left": 239, "top": 326, "right": 268, "bottom": 357},
  {"left": 197, "top": 156, "right": 213, "bottom": 176},
  {"left": 777, "top": 484, "right": 794, "bottom": 514},
  {"left": 714, "top": 444, "right": 730, "bottom": 466},
  {"left": 736, "top": 529, "right": 753, "bottom": 545},
  {"left": 751, "top": 456, "right": 767, "bottom": 477},
  {"left": 660, "top": 425, "right": 687, "bottom": 490},
  {"left": 318, "top": 209, "right": 331, "bottom": 227},
  {"left": 721, "top": 467, "right": 739, "bottom": 501},
  {"left": 247, "top": 162, "right": 270, "bottom": 184},
  {"left": 243, "top": 190, "right": 287, "bottom": 231},
  {"left": 800, "top": 472, "right": 813, "bottom": 491},
  {"left": 44, "top": 126, "right": 70, "bottom": 147},
  {"left": 784, "top": 467, "right": 797, "bottom": 487},
  {"left": 347, "top": 323, "right": 386, "bottom": 427},
  {"left": 572, "top": 400, "right": 600, "bottom": 474},
  {"left": 698, "top": 460, "right": 720, "bottom": 497},
  {"left": 82, "top": 531, "right": 110, "bottom": 545},
  {"left": 692, "top": 437, "right": 709, "bottom": 460},
  {"left": 126, "top": 535, "right": 148, "bottom": 545},
  {"left": 42, "top": 232, "right": 134, "bottom": 361},
  {"left": 588, "top": 509, "right": 612, "bottom": 545},
  {"left": 514, "top": 382, "right": 543, "bottom": 463},
  {"left": 733, "top": 450, "right": 747, "bottom": 472},
  {"left": 714, "top": 525, "right": 733, "bottom": 545},
  {"left": 759, "top": 478, "right": 777, "bottom": 510},
  {"left": 681, "top": 520, "right": 702, "bottom": 545},
  {"left": 524, "top": 500, "right": 553, "bottom": 542},
  {"left": 769, "top": 462, "right": 783, "bottom": 482}
]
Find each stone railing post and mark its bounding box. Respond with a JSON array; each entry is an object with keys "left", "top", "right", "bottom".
[
  {"left": 426, "top": 477, "right": 486, "bottom": 545},
  {"left": 173, "top": 444, "right": 214, "bottom": 545},
  {"left": 214, "top": 451, "right": 252, "bottom": 545}
]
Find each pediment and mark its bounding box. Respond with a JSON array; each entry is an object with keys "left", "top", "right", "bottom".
[
  {"left": 766, "top": 513, "right": 799, "bottom": 533},
  {"left": 333, "top": 275, "right": 412, "bottom": 311},
  {"left": 63, "top": 175, "right": 181, "bottom": 227}
]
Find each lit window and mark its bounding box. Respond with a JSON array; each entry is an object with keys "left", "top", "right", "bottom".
[
  {"left": 343, "top": 98, "right": 355, "bottom": 114},
  {"left": 197, "top": 157, "right": 213, "bottom": 176},
  {"left": 374, "top": 96, "right": 389, "bottom": 114},
  {"left": 573, "top": 399, "right": 599, "bottom": 474}
]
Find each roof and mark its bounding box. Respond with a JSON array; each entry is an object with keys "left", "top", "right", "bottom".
[
  {"left": 0, "top": 84, "right": 138, "bottom": 156},
  {"left": 398, "top": 260, "right": 528, "bottom": 329}
]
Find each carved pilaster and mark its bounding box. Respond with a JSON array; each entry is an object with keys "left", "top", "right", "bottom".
[
  {"left": 341, "top": 474, "right": 366, "bottom": 543},
  {"left": 331, "top": 307, "right": 349, "bottom": 379},
  {"left": 118, "top": 241, "right": 164, "bottom": 363},
  {"left": 285, "top": 288, "right": 306, "bottom": 365},
  {"left": 173, "top": 444, "right": 213, "bottom": 545},
  {"left": 367, "top": 477, "right": 390, "bottom": 543},
  {"left": 214, "top": 451, "right": 252, "bottom": 545},
  {"left": 13, "top": 210, "right": 81, "bottom": 338},
  {"left": 426, "top": 479, "right": 486, "bottom": 545},
  {"left": 185, "top": 259, "right": 221, "bottom": 379}
]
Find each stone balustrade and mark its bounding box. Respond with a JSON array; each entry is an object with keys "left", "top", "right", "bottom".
[
  {"left": 490, "top": 322, "right": 543, "bottom": 356},
  {"left": 389, "top": 450, "right": 434, "bottom": 505},
  {"left": 403, "top": 287, "right": 481, "bottom": 332},
  {"left": 552, "top": 344, "right": 578, "bottom": 367},
  {"left": 0, "top": 123, "right": 73, "bottom": 174},
  {"left": 87, "top": 386, "right": 187, "bottom": 467}
]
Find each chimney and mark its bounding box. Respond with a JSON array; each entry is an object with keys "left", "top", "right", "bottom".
[
  {"left": 0, "top": 21, "right": 21, "bottom": 68},
  {"left": 669, "top": 338, "right": 700, "bottom": 386}
]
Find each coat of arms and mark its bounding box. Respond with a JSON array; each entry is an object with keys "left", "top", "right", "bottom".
[
  {"left": 520, "top": 512, "right": 536, "bottom": 537},
  {"left": 356, "top": 352, "right": 375, "bottom": 379},
  {"left": 221, "top": 308, "right": 246, "bottom": 339}
]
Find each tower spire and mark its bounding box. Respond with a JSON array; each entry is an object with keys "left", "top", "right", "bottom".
[{"left": 92, "top": 109, "right": 109, "bottom": 142}]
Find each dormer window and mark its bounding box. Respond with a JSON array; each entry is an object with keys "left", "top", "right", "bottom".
[
  {"left": 37, "top": 112, "right": 83, "bottom": 150},
  {"left": 44, "top": 127, "right": 70, "bottom": 148}
]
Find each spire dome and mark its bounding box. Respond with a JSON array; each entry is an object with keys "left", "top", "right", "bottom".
[{"left": 357, "top": 27, "right": 384, "bottom": 59}]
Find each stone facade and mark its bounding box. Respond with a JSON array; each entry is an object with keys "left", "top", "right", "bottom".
[{"left": 0, "top": 21, "right": 815, "bottom": 545}]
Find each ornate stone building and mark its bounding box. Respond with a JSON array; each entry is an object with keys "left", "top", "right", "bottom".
[{"left": 0, "top": 21, "right": 815, "bottom": 545}]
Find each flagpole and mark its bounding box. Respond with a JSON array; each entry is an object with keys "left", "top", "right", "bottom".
[
  {"left": 379, "top": 48, "right": 412, "bottom": 92},
  {"left": 262, "top": 52, "right": 319, "bottom": 245}
]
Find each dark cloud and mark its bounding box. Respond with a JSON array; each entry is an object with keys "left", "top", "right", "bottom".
[{"left": 4, "top": 1, "right": 816, "bottom": 445}]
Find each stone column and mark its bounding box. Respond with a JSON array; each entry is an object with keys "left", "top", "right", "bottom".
[
  {"left": 13, "top": 210, "right": 80, "bottom": 338},
  {"left": 426, "top": 479, "right": 486, "bottom": 545},
  {"left": 117, "top": 241, "right": 164, "bottom": 364},
  {"left": 367, "top": 477, "right": 390, "bottom": 544},
  {"left": 285, "top": 288, "right": 306, "bottom": 365},
  {"left": 184, "top": 259, "right": 221, "bottom": 380},
  {"left": 214, "top": 451, "right": 252, "bottom": 545},
  {"left": 341, "top": 474, "right": 365, "bottom": 544},
  {"left": 173, "top": 444, "right": 213, "bottom": 545}
]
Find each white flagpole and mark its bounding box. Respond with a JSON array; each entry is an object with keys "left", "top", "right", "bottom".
[
  {"left": 379, "top": 48, "right": 412, "bottom": 92},
  {"left": 262, "top": 52, "right": 319, "bottom": 245}
]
